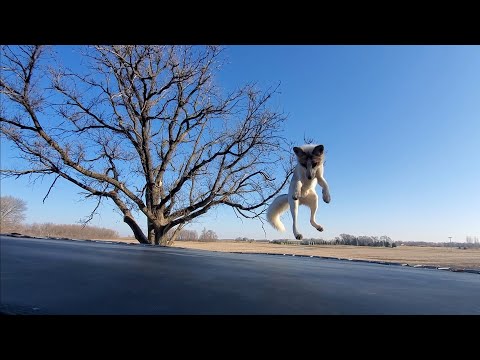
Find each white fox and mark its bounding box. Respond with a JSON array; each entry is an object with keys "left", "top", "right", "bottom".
[{"left": 267, "top": 144, "right": 331, "bottom": 240}]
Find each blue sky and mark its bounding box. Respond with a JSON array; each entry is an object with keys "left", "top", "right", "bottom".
[{"left": 1, "top": 45, "right": 479, "bottom": 243}]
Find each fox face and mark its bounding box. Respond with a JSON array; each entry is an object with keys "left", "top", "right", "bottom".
[{"left": 293, "top": 145, "right": 324, "bottom": 180}]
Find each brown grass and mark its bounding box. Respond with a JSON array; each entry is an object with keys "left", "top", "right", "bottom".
[{"left": 171, "top": 241, "right": 480, "bottom": 269}]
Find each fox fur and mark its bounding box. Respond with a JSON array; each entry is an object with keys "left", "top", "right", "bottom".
[{"left": 267, "top": 144, "right": 331, "bottom": 240}]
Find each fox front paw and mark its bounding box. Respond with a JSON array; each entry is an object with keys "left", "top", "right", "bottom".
[
  {"left": 292, "top": 192, "right": 301, "bottom": 201},
  {"left": 322, "top": 190, "right": 331, "bottom": 204},
  {"left": 295, "top": 234, "right": 303, "bottom": 240}
]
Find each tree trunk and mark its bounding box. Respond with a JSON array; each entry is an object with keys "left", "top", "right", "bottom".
[
  {"left": 146, "top": 187, "right": 156, "bottom": 244},
  {"left": 124, "top": 215, "right": 149, "bottom": 244},
  {"left": 148, "top": 219, "right": 155, "bottom": 244},
  {"left": 154, "top": 225, "right": 168, "bottom": 246}
]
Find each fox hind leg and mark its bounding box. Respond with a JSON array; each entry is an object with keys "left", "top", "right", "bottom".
[
  {"left": 289, "top": 197, "right": 303, "bottom": 240},
  {"left": 305, "top": 192, "right": 324, "bottom": 232}
]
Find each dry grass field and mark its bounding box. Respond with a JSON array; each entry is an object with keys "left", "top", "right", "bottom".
[{"left": 171, "top": 240, "right": 480, "bottom": 270}]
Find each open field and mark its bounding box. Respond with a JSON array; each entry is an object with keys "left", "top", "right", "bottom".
[{"left": 171, "top": 241, "right": 480, "bottom": 270}]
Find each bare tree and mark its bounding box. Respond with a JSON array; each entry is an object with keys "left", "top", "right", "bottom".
[
  {"left": 199, "top": 227, "right": 218, "bottom": 241},
  {"left": 177, "top": 229, "right": 198, "bottom": 241},
  {"left": 1, "top": 45, "right": 293, "bottom": 245},
  {"left": 0, "top": 195, "right": 27, "bottom": 232}
]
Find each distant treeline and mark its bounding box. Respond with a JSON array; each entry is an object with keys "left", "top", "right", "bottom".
[
  {"left": 176, "top": 228, "right": 218, "bottom": 242},
  {"left": 271, "top": 233, "right": 396, "bottom": 247},
  {"left": 270, "top": 233, "right": 480, "bottom": 248},
  {"left": 395, "top": 240, "right": 479, "bottom": 249},
  {"left": 8, "top": 222, "right": 120, "bottom": 240},
  {"left": 3, "top": 222, "right": 219, "bottom": 242}
]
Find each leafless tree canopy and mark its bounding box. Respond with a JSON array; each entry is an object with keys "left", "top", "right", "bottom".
[
  {"left": 199, "top": 227, "right": 218, "bottom": 242},
  {"left": 0, "top": 195, "right": 27, "bottom": 232},
  {"left": 1, "top": 45, "right": 293, "bottom": 245},
  {"left": 176, "top": 229, "right": 199, "bottom": 241}
]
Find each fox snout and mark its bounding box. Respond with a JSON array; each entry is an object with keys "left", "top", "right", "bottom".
[
  {"left": 303, "top": 165, "right": 316, "bottom": 180},
  {"left": 306, "top": 167, "right": 316, "bottom": 180}
]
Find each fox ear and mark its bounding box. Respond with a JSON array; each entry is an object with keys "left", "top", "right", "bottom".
[
  {"left": 312, "top": 145, "right": 324, "bottom": 156},
  {"left": 293, "top": 147, "right": 304, "bottom": 157}
]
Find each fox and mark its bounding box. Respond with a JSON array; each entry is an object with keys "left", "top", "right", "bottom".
[{"left": 267, "top": 144, "right": 331, "bottom": 240}]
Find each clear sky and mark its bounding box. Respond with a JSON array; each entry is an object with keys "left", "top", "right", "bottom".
[{"left": 1, "top": 45, "right": 479, "bottom": 243}]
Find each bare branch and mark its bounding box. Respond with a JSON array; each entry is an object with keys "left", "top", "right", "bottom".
[{"left": 43, "top": 175, "right": 60, "bottom": 203}]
